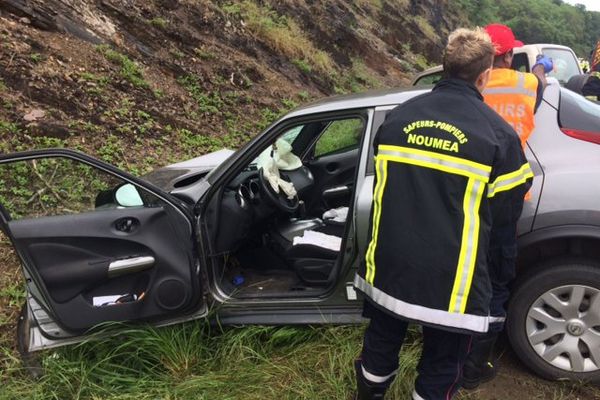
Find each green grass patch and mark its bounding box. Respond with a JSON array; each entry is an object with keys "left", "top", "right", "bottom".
[
  {"left": 226, "top": 1, "right": 335, "bottom": 76},
  {"left": 97, "top": 45, "right": 150, "bottom": 89},
  {"left": 149, "top": 17, "right": 168, "bottom": 29},
  {"left": 292, "top": 59, "right": 312, "bottom": 74},
  {"left": 0, "top": 282, "right": 25, "bottom": 308},
  {"left": 177, "top": 75, "right": 224, "bottom": 115}
]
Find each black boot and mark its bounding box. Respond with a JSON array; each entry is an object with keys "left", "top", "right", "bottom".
[
  {"left": 462, "top": 333, "right": 499, "bottom": 390},
  {"left": 354, "top": 359, "right": 393, "bottom": 400}
]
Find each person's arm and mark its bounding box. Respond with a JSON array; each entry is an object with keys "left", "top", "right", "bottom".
[
  {"left": 487, "top": 130, "right": 533, "bottom": 230},
  {"left": 533, "top": 75, "right": 544, "bottom": 113},
  {"left": 531, "top": 55, "right": 553, "bottom": 93},
  {"left": 531, "top": 64, "right": 547, "bottom": 90}
]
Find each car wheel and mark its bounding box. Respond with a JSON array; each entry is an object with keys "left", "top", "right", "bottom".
[
  {"left": 507, "top": 258, "right": 600, "bottom": 383},
  {"left": 16, "top": 303, "right": 44, "bottom": 379}
]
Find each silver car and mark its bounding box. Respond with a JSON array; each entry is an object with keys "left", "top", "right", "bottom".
[{"left": 1, "top": 78, "right": 599, "bottom": 383}]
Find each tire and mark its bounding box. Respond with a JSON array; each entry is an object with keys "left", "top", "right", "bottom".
[
  {"left": 16, "top": 303, "right": 44, "bottom": 379},
  {"left": 506, "top": 258, "right": 600, "bottom": 383}
]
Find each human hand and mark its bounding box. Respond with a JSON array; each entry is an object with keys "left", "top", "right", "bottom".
[{"left": 533, "top": 55, "right": 553, "bottom": 73}]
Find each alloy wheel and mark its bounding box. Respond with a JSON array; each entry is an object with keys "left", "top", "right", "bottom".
[{"left": 526, "top": 285, "right": 600, "bottom": 373}]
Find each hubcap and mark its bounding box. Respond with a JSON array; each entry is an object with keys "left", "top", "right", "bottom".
[
  {"left": 566, "top": 320, "right": 586, "bottom": 337},
  {"left": 526, "top": 285, "right": 600, "bottom": 373}
]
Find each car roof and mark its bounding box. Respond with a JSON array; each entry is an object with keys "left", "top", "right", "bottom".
[
  {"left": 285, "top": 87, "right": 429, "bottom": 118},
  {"left": 519, "top": 43, "right": 574, "bottom": 51}
]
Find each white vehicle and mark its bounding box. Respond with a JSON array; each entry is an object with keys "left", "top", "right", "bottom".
[{"left": 412, "top": 44, "right": 582, "bottom": 86}]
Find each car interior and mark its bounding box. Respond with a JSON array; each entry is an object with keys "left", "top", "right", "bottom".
[{"left": 205, "top": 115, "right": 367, "bottom": 299}]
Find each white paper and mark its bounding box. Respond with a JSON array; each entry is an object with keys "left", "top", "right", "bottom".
[
  {"left": 93, "top": 295, "right": 124, "bottom": 306},
  {"left": 292, "top": 230, "right": 342, "bottom": 251}
]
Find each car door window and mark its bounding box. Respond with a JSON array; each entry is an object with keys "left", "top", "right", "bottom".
[
  {"left": 313, "top": 118, "right": 364, "bottom": 158},
  {"left": 511, "top": 53, "right": 529, "bottom": 72},
  {"left": 414, "top": 72, "right": 443, "bottom": 86},
  {"left": 0, "top": 156, "right": 158, "bottom": 220}
]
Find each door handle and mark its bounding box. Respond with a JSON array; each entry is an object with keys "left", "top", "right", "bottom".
[
  {"left": 108, "top": 256, "right": 155, "bottom": 278},
  {"left": 323, "top": 185, "right": 350, "bottom": 197},
  {"left": 115, "top": 217, "right": 139, "bottom": 233}
]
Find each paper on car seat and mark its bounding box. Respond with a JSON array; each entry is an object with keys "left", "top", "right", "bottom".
[{"left": 292, "top": 230, "right": 342, "bottom": 252}]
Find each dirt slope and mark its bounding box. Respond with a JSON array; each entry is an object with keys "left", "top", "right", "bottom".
[{"left": 0, "top": 0, "right": 461, "bottom": 172}]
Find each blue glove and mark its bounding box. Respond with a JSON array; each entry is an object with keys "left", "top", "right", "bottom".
[{"left": 533, "top": 55, "right": 553, "bottom": 73}]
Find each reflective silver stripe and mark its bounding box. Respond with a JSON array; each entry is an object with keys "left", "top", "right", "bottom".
[
  {"left": 361, "top": 365, "right": 397, "bottom": 383},
  {"left": 483, "top": 73, "right": 536, "bottom": 97},
  {"left": 489, "top": 316, "right": 506, "bottom": 324},
  {"left": 413, "top": 390, "right": 426, "bottom": 400},
  {"left": 487, "top": 164, "right": 534, "bottom": 198},
  {"left": 517, "top": 71, "right": 524, "bottom": 89},
  {"left": 483, "top": 86, "right": 536, "bottom": 97},
  {"left": 450, "top": 179, "right": 484, "bottom": 313},
  {"left": 354, "top": 274, "right": 491, "bottom": 333},
  {"left": 378, "top": 148, "right": 490, "bottom": 182}
]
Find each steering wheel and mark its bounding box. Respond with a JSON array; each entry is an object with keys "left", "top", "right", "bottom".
[{"left": 258, "top": 168, "right": 300, "bottom": 213}]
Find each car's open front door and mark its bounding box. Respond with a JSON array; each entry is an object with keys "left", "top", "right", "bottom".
[{"left": 0, "top": 149, "right": 205, "bottom": 351}]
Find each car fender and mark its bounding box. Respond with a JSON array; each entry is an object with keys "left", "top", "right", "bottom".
[{"left": 518, "top": 224, "right": 600, "bottom": 250}]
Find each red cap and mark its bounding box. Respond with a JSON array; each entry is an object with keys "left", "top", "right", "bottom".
[{"left": 484, "top": 24, "right": 524, "bottom": 56}]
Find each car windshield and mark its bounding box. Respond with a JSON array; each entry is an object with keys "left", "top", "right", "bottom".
[
  {"left": 544, "top": 48, "right": 580, "bottom": 84},
  {"left": 249, "top": 125, "right": 303, "bottom": 167}
]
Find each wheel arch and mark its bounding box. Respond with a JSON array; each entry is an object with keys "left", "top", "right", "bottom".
[{"left": 517, "top": 225, "right": 600, "bottom": 273}]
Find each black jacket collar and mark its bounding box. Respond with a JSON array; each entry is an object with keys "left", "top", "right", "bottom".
[{"left": 433, "top": 78, "right": 483, "bottom": 101}]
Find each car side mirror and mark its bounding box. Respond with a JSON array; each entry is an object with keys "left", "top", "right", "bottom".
[{"left": 114, "top": 183, "right": 144, "bottom": 207}]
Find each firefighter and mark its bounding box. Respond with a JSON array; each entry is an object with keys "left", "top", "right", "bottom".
[
  {"left": 482, "top": 24, "right": 552, "bottom": 146},
  {"left": 353, "top": 28, "right": 532, "bottom": 400},
  {"left": 460, "top": 24, "right": 552, "bottom": 390}
]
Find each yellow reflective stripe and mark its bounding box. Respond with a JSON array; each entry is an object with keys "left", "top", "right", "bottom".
[
  {"left": 378, "top": 145, "right": 491, "bottom": 182},
  {"left": 487, "top": 163, "right": 534, "bottom": 198},
  {"left": 458, "top": 180, "right": 485, "bottom": 313},
  {"left": 379, "top": 145, "right": 491, "bottom": 175},
  {"left": 365, "top": 158, "right": 388, "bottom": 284},
  {"left": 448, "top": 178, "right": 485, "bottom": 313}
]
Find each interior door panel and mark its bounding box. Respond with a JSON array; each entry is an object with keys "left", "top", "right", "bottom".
[
  {"left": 0, "top": 150, "right": 203, "bottom": 336},
  {"left": 306, "top": 148, "right": 359, "bottom": 211},
  {"left": 7, "top": 205, "right": 199, "bottom": 332}
]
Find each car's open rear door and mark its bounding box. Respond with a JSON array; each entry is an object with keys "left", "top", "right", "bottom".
[{"left": 0, "top": 149, "right": 206, "bottom": 351}]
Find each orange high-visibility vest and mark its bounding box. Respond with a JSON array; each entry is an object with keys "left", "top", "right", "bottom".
[{"left": 483, "top": 68, "right": 538, "bottom": 147}]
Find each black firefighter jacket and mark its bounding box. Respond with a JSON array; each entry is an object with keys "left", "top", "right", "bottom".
[{"left": 354, "top": 79, "right": 533, "bottom": 334}]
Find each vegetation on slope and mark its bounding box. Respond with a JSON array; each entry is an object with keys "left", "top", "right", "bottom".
[{"left": 455, "top": 0, "right": 600, "bottom": 57}]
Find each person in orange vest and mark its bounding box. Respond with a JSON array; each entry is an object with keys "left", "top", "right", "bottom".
[{"left": 461, "top": 23, "right": 553, "bottom": 390}]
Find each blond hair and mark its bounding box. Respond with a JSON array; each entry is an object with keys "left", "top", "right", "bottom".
[{"left": 443, "top": 28, "right": 495, "bottom": 83}]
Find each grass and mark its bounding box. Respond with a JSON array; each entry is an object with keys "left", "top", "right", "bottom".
[
  {"left": 96, "top": 45, "right": 150, "bottom": 89},
  {"left": 0, "top": 318, "right": 424, "bottom": 400},
  {"left": 224, "top": 1, "right": 335, "bottom": 76}
]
